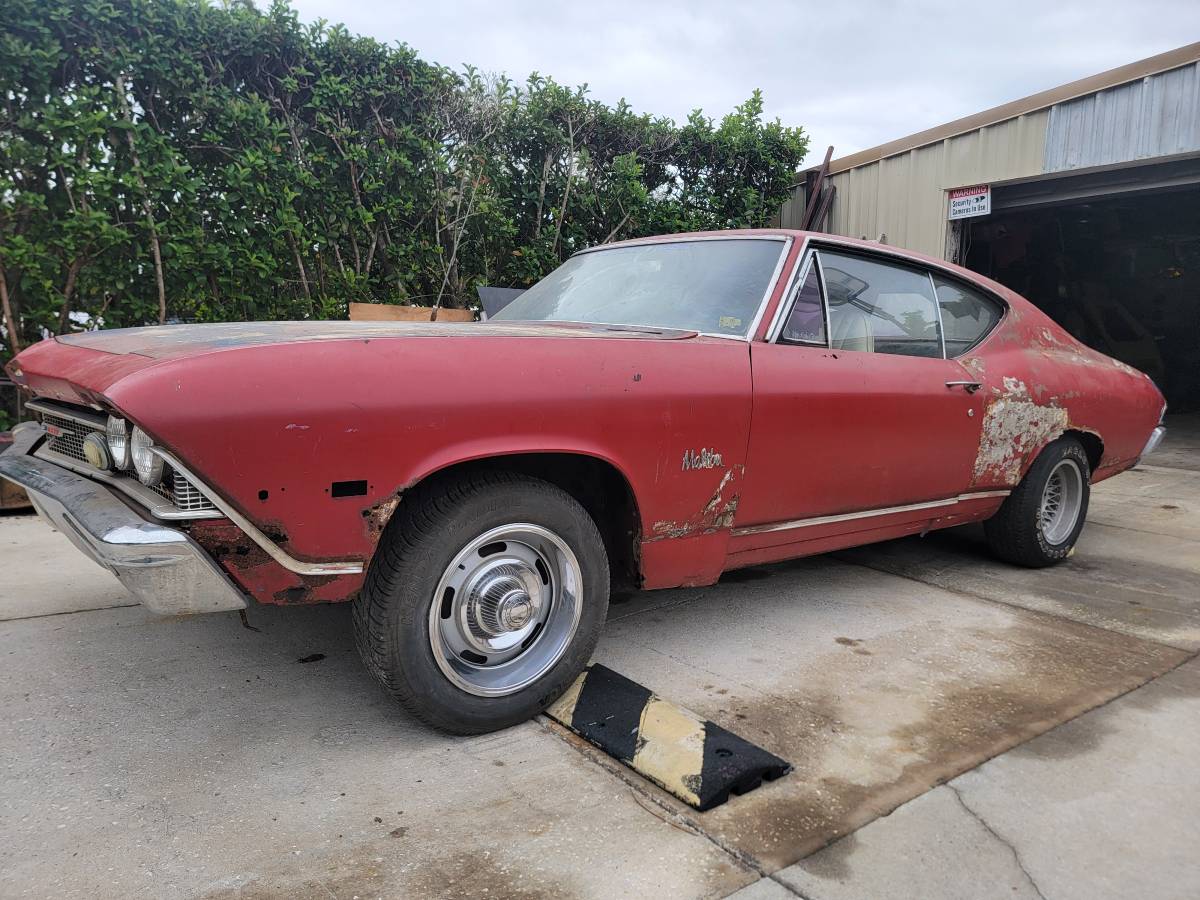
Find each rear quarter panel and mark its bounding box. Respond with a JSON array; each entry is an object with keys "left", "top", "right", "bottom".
[{"left": 963, "top": 287, "right": 1164, "bottom": 488}]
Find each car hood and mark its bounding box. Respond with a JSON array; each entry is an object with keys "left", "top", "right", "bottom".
[
  {"left": 54, "top": 320, "right": 697, "bottom": 360},
  {"left": 7, "top": 319, "right": 701, "bottom": 408}
]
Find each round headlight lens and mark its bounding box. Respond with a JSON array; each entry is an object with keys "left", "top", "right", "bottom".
[
  {"left": 130, "top": 426, "right": 164, "bottom": 486},
  {"left": 106, "top": 416, "right": 130, "bottom": 470}
]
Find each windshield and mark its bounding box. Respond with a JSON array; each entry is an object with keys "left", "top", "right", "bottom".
[{"left": 492, "top": 238, "right": 785, "bottom": 337}]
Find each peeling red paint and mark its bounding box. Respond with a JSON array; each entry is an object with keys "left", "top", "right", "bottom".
[
  {"left": 650, "top": 465, "right": 743, "bottom": 540},
  {"left": 960, "top": 355, "right": 986, "bottom": 378},
  {"left": 972, "top": 377, "right": 1069, "bottom": 486}
]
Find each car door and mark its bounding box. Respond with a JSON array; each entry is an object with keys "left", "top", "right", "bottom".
[{"left": 736, "top": 246, "right": 992, "bottom": 535}]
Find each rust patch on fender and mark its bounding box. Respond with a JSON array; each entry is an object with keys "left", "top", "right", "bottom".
[
  {"left": 650, "top": 466, "right": 742, "bottom": 540},
  {"left": 187, "top": 520, "right": 363, "bottom": 605},
  {"left": 362, "top": 494, "right": 402, "bottom": 543},
  {"left": 972, "top": 377, "right": 1069, "bottom": 486}
]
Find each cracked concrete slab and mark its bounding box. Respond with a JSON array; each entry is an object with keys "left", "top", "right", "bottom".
[
  {"left": 773, "top": 656, "right": 1200, "bottom": 900},
  {"left": 770, "top": 785, "right": 1047, "bottom": 900}
]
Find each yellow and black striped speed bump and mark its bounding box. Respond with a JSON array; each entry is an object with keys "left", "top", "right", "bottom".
[{"left": 545, "top": 664, "right": 791, "bottom": 811}]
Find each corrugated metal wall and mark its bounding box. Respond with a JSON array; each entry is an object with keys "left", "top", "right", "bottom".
[
  {"left": 822, "top": 111, "right": 1048, "bottom": 257},
  {"left": 795, "top": 58, "right": 1200, "bottom": 260},
  {"left": 1044, "top": 61, "right": 1200, "bottom": 172}
]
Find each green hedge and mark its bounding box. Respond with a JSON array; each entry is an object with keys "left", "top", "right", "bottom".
[{"left": 0, "top": 0, "right": 808, "bottom": 361}]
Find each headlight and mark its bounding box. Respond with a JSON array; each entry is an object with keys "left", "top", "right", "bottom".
[
  {"left": 106, "top": 416, "right": 131, "bottom": 470},
  {"left": 130, "top": 426, "right": 164, "bottom": 486}
]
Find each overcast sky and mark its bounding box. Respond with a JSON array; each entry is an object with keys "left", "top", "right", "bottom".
[{"left": 286, "top": 0, "right": 1200, "bottom": 164}]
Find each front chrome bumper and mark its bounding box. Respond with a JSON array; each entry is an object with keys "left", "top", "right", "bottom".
[{"left": 0, "top": 423, "right": 246, "bottom": 615}]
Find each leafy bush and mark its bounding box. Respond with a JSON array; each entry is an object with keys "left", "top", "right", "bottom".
[{"left": 0, "top": 0, "right": 808, "bottom": 367}]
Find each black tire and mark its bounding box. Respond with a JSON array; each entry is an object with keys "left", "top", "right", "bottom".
[
  {"left": 353, "top": 471, "right": 609, "bottom": 734},
  {"left": 984, "top": 436, "right": 1091, "bottom": 568}
]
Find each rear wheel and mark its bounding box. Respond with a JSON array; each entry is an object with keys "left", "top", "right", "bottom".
[
  {"left": 984, "top": 436, "right": 1090, "bottom": 568},
  {"left": 353, "top": 471, "right": 609, "bottom": 734}
]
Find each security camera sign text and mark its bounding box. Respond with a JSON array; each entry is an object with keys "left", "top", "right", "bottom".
[{"left": 948, "top": 184, "right": 991, "bottom": 220}]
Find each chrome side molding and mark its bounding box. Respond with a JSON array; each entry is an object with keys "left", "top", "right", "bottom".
[{"left": 731, "top": 490, "right": 1011, "bottom": 538}]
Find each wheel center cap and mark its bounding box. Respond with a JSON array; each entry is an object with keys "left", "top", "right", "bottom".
[{"left": 497, "top": 590, "right": 533, "bottom": 630}]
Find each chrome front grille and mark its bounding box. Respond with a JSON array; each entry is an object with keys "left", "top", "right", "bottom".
[
  {"left": 31, "top": 404, "right": 218, "bottom": 518},
  {"left": 171, "top": 471, "right": 215, "bottom": 512},
  {"left": 42, "top": 413, "right": 91, "bottom": 463}
]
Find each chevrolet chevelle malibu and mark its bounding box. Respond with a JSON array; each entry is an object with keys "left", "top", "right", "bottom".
[{"left": 1, "top": 230, "right": 1167, "bottom": 732}]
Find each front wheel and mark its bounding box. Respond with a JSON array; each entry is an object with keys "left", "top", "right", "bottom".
[
  {"left": 984, "top": 436, "right": 1091, "bottom": 568},
  {"left": 353, "top": 471, "right": 609, "bottom": 734}
]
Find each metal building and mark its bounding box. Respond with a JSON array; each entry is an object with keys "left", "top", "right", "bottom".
[{"left": 782, "top": 42, "right": 1200, "bottom": 410}]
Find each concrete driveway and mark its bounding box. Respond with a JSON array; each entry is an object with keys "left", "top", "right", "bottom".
[{"left": 2, "top": 422, "right": 1197, "bottom": 899}]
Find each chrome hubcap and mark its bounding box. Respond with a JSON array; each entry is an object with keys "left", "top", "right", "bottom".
[
  {"left": 1039, "top": 458, "right": 1084, "bottom": 545},
  {"left": 429, "top": 524, "right": 582, "bottom": 697}
]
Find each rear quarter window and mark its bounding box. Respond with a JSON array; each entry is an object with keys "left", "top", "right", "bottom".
[{"left": 933, "top": 276, "right": 1003, "bottom": 356}]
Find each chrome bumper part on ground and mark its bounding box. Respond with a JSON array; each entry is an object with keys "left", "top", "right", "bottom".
[
  {"left": 1140, "top": 425, "right": 1167, "bottom": 461},
  {"left": 0, "top": 424, "right": 246, "bottom": 615}
]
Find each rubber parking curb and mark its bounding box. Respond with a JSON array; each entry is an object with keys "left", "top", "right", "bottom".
[{"left": 545, "top": 664, "right": 791, "bottom": 811}]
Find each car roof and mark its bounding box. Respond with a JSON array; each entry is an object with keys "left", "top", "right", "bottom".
[{"left": 591, "top": 228, "right": 1027, "bottom": 313}]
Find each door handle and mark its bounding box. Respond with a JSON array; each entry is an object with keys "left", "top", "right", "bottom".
[{"left": 945, "top": 380, "right": 982, "bottom": 394}]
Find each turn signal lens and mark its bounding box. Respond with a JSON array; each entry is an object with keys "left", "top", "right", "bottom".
[
  {"left": 106, "top": 416, "right": 130, "bottom": 470},
  {"left": 130, "top": 426, "right": 164, "bottom": 486},
  {"left": 83, "top": 433, "right": 113, "bottom": 471}
]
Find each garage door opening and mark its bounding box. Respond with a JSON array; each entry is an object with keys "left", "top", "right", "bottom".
[{"left": 960, "top": 178, "right": 1200, "bottom": 412}]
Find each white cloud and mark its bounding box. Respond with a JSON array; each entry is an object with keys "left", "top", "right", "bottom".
[{"left": 285, "top": 0, "right": 1200, "bottom": 163}]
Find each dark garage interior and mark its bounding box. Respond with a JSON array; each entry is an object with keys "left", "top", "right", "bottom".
[{"left": 962, "top": 165, "right": 1200, "bottom": 412}]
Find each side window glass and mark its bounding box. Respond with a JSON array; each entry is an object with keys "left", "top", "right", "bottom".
[
  {"left": 780, "top": 259, "right": 826, "bottom": 345},
  {"left": 934, "top": 276, "right": 1003, "bottom": 356},
  {"left": 820, "top": 252, "right": 943, "bottom": 358}
]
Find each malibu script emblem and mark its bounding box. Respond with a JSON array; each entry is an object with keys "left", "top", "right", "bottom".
[{"left": 682, "top": 448, "right": 723, "bottom": 471}]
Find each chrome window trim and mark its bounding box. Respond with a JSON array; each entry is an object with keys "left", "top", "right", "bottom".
[
  {"left": 509, "top": 236, "right": 792, "bottom": 342},
  {"left": 792, "top": 244, "right": 948, "bottom": 360},
  {"left": 572, "top": 233, "right": 791, "bottom": 256},
  {"left": 731, "top": 490, "right": 1011, "bottom": 538},
  {"left": 928, "top": 271, "right": 949, "bottom": 359},
  {"left": 763, "top": 236, "right": 810, "bottom": 343},
  {"left": 743, "top": 236, "right": 794, "bottom": 343},
  {"left": 928, "top": 271, "right": 1007, "bottom": 359},
  {"left": 766, "top": 249, "right": 831, "bottom": 348},
  {"left": 803, "top": 236, "right": 1012, "bottom": 327},
  {"left": 772, "top": 246, "right": 840, "bottom": 347},
  {"left": 814, "top": 253, "right": 834, "bottom": 348},
  {"left": 763, "top": 262, "right": 802, "bottom": 342},
  {"left": 152, "top": 447, "right": 364, "bottom": 576}
]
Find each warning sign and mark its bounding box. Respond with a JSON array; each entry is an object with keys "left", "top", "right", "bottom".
[{"left": 948, "top": 184, "right": 991, "bottom": 220}]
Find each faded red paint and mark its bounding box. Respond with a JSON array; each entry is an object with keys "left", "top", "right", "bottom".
[{"left": 7, "top": 229, "right": 1165, "bottom": 605}]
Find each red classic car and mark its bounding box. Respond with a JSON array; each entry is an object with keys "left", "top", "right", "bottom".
[{"left": 1, "top": 230, "right": 1167, "bottom": 732}]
